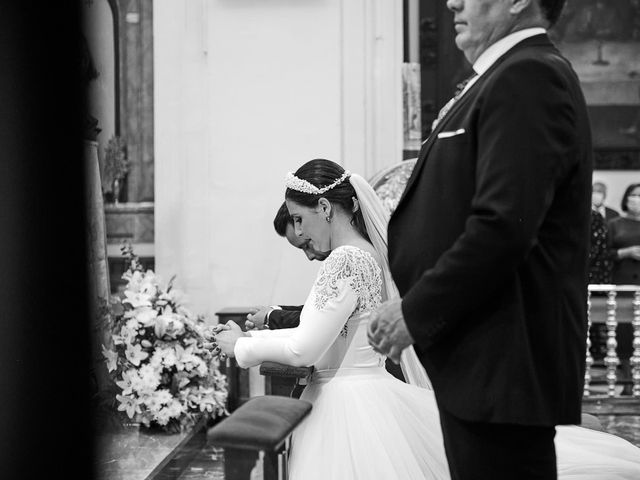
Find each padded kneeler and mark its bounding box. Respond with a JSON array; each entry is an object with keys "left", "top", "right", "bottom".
[{"left": 208, "top": 395, "right": 312, "bottom": 480}]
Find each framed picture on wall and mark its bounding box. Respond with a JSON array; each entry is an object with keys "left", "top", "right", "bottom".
[{"left": 551, "top": 0, "right": 640, "bottom": 169}]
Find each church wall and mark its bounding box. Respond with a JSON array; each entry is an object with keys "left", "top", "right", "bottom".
[{"left": 154, "top": 0, "right": 403, "bottom": 319}]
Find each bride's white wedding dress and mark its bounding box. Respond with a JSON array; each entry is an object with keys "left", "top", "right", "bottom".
[{"left": 234, "top": 245, "right": 640, "bottom": 479}]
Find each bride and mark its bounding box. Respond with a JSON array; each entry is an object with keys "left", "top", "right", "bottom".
[{"left": 216, "top": 159, "right": 640, "bottom": 479}]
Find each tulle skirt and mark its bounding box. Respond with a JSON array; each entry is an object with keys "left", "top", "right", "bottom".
[
  {"left": 288, "top": 367, "right": 450, "bottom": 480},
  {"left": 287, "top": 366, "right": 640, "bottom": 480},
  {"left": 556, "top": 424, "right": 640, "bottom": 479}
]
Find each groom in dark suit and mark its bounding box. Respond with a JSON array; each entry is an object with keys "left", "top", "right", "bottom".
[{"left": 368, "top": 0, "right": 592, "bottom": 478}]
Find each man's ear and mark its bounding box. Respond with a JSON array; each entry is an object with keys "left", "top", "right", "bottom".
[{"left": 509, "top": 0, "right": 532, "bottom": 15}]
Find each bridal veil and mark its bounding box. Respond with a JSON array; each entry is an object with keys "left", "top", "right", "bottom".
[{"left": 349, "top": 173, "right": 432, "bottom": 390}]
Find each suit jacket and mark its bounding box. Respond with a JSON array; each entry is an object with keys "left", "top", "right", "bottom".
[
  {"left": 268, "top": 305, "right": 303, "bottom": 330},
  {"left": 388, "top": 34, "right": 592, "bottom": 426}
]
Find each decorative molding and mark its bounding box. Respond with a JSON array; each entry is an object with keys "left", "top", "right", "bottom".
[
  {"left": 369, "top": 158, "right": 417, "bottom": 213},
  {"left": 340, "top": 0, "right": 403, "bottom": 179},
  {"left": 104, "top": 201, "right": 154, "bottom": 213},
  {"left": 104, "top": 202, "right": 154, "bottom": 245}
]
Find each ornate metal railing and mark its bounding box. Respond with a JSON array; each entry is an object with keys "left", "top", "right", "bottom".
[{"left": 584, "top": 285, "right": 640, "bottom": 400}]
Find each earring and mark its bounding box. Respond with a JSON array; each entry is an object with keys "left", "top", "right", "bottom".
[{"left": 325, "top": 215, "right": 331, "bottom": 223}]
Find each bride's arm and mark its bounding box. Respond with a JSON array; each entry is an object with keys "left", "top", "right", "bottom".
[
  {"left": 246, "top": 327, "right": 296, "bottom": 338},
  {"left": 234, "top": 251, "right": 358, "bottom": 368}
]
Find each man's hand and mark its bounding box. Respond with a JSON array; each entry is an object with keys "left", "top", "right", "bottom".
[
  {"left": 367, "top": 298, "right": 414, "bottom": 364},
  {"left": 245, "top": 306, "right": 268, "bottom": 330}
]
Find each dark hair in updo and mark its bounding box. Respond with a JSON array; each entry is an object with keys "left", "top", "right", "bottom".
[{"left": 285, "top": 159, "right": 370, "bottom": 243}]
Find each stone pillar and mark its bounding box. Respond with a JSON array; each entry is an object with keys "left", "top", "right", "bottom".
[{"left": 85, "top": 140, "right": 112, "bottom": 391}]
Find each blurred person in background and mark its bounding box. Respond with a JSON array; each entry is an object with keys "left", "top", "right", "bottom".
[
  {"left": 608, "top": 182, "right": 640, "bottom": 394},
  {"left": 591, "top": 181, "right": 620, "bottom": 222},
  {"left": 588, "top": 209, "right": 614, "bottom": 284},
  {"left": 609, "top": 183, "right": 640, "bottom": 285}
]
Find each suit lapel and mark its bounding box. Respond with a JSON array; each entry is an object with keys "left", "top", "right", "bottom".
[
  {"left": 394, "top": 79, "right": 481, "bottom": 212},
  {"left": 393, "top": 34, "right": 555, "bottom": 216}
]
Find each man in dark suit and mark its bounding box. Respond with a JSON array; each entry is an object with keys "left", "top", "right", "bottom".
[
  {"left": 368, "top": 0, "right": 592, "bottom": 478},
  {"left": 592, "top": 181, "right": 620, "bottom": 222}
]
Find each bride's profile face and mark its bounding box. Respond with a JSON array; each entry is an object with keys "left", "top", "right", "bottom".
[{"left": 286, "top": 199, "right": 332, "bottom": 252}]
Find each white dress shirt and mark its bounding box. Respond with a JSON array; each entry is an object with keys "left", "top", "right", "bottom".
[{"left": 461, "top": 27, "right": 547, "bottom": 97}]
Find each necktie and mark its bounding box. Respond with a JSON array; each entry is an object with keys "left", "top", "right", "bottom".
[
  {"left": 431, "top": 72, "right": 478, "bottom": 131},
  {"left": 453, "top": 72, "right": 478, "bottom": 97}
]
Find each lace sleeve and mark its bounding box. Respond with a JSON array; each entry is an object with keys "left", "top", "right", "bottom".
[{"left": 234, "top": 248, "right": 360, "bottom": 368}]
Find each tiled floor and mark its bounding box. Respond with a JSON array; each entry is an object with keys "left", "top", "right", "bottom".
[
  {"left": 584, "top": 367, "right": 640, "bottom": 447},
  {"left": 595, "top": 414, "right": 640, "bottom": 448},
  {"left": 173, "top": 414, "right": 640, "bottom": 479},
  {"left": 175, "top": 444, "right": 225, "bottom": 480}
]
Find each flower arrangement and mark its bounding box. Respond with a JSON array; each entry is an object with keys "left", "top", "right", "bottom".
[{"left": 101, "top": 243, "right": 228, "bottom": 432}]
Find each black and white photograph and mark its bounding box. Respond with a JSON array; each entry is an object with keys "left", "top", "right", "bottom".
[{"left": 4, "top": 1, "right": 640, "bottom": 479}]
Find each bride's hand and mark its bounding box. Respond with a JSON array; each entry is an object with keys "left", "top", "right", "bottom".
[{"left": 215, "top": 320, "right": 246, "bottom": 358}]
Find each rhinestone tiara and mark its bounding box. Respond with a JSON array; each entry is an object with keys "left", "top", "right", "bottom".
[{"left": 285, "top": 170, "right": 351, "bottom": 195}]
